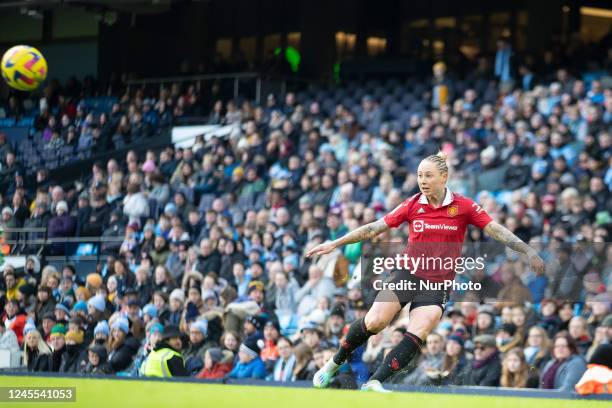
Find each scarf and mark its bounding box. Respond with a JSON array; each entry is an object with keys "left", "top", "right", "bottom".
[
  {"left": 542, "top": 359, "right": 565, "bottom": 389},
  {"left": 472, "top": 350, "right": 498, "bottom": 370}
]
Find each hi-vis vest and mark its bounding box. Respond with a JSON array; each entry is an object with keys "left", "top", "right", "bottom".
[{"left": 141, "top": 348, "right": 183, "bottom": 378}]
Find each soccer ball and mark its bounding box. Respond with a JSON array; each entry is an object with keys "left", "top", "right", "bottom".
[{"left": 1, "top": 45, "right": 48, "bottom": 91}]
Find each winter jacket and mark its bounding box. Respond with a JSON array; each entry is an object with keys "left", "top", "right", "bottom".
[
  {"left": 123, "top": 193, "right": 149, "bottom": 224},
  {"left": 49, "top": 348, "right": 66, "bottom": 372},
  {"left": 195, "top": 251, "right": 222, "bottom": 275},
  {"left": 47, "top": 214, "right": 77, "bottom": 254},
  {"left": 228, "top": 357, "right": 267, "bottom": 379},
  {"left": 196, "top": 362, "right": 232, "bottom": 379},
  {"left": 463, "top": 352, "right": 501, "bottom": 386},
  {"left": 81, "top": 203, "right": 111, "bottom": 237},
  {"left": 26, "top": 349, "right": 51, "bottom": 372},
  {"left": 59, "top": 345, "right": 86, "bottom": 373},
  {"left": 540, "top": 354, "right": 587, "bottom": 391},
  {"left": 108, "top": 335, "right": 141, "bottom": 373},
  {"left": 35, "top": 299, "right": 56, "bottom": 321},
  {"left": 80, "top": 362, "right": 111, "bottom": 375},
  {"left": 2, "top": 313, "right": 27, "bottom": 345}
]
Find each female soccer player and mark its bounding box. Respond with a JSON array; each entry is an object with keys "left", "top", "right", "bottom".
[{"left": 306, "top": 152, "right": 545, "bottom": 392}]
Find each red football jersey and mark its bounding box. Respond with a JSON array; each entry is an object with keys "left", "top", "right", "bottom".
[{"left": 383, "top": 189, "right": 493, "bottom": 282}]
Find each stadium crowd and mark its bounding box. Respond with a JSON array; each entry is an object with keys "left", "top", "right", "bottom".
[{"left": 0, "top": 43, "right": 611, "bottom": 392}]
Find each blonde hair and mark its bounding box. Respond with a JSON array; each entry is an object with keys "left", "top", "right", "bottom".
[
  {"left": 23, "top": 330, "right": 51, "bottom": 366},
  {"left": 423, "top": 151, "right": 449, "bottom": 175},
  {"left": 500, "top": 347, "right": 529, "bottom": 388},
  {"left": 292, "top": 343, "right": 313, "bottom": 377}
]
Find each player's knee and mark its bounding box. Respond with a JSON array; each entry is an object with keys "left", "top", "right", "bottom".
[{"left": 364, "top": 311, "right": 388, "bottom": 333}]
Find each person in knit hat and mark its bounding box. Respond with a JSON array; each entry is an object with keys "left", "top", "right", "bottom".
[
  {"left": 74, "top": 286, "right": 91, "bottom": 302},
  {"left": 108, "top": 317, "right": 140, "bottom": 373},
  {"left": 54, "top": 302, "right": 70, "bottom": 325},
  {"left": 72, "top": 300, "right": 88, "bottom": 319},
  {"left": 141, "top": 325, "right": 188, "bottom": 377},
  {"left": 81, "top": 344, "right": 110, "bottom": 375},
  {"left": 196, "top": 347, "right": 234, "bottom": 379},
  {"left": 142, "top": 304, "right": 158, "bottom": 325},
  {"left": 184, "top": 319, "right": 210, "bottom": 375},
  {"left": 23, "top": 320, "right": 36, "bottom": 338},
  {"left": 86, "top": 273, "right": 103, "bottom": 291},
  {"left": 49, "top": 324, "right": 67, "bottom": 372},
  {"left": 433, "top": 333, "right": 468, "bottom": 386},
  {"left": 93, "top": 321, "right": 110, "bottom": 347},
  {"left": 87, "top": 295, "right": 106, "bottom": 319},
  {"left": 168, "top": 289, "right": 185, "bottom": 326},
  {"left": 228, "top": 337, "right": 266, "bottom": 379},
  {"left": 243, "top": 315, "right": 264, "bottom": 342},
  {"left": 60, "top": 329, "right": 86, "bottom": 373}
]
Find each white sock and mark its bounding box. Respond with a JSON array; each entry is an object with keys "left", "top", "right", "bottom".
[{"left": 322, "top": 358, "right": 340, "bottom": 374}]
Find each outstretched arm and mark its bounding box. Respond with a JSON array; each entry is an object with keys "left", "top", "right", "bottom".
[
  {"left": 483, "top": 221, "right": 545, "bottom": 274},
  {"left": 305, "top": 218, "right": 389, "bottom": 258}
]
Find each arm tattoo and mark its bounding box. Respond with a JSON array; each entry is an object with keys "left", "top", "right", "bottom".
[
  {"left": 484, "top": 221, "right": 535, "bottom": 256},
  {"left": 335, "top": 219, "right": 389, "bottom": 246}
]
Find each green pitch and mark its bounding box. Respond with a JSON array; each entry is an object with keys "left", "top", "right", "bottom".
[{"left": 0, "top": 375, "right": 608, "bottom": 408}]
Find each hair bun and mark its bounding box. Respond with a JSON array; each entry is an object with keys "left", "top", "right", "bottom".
[{"left": 436, "top": 151, "right": 448, "bottom": 161}]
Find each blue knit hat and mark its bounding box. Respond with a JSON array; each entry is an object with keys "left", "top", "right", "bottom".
[
  {"left": 447, "top": 334, "right": 465, "bottom": 348},
  {"left": 149, "top": 322, "right": 164, "bottom": 336},
  {"left": 88, "top": 295, "right": 106, "bottom": 313},
  {"left": 94, "top": 320, "right": 110, "bottom": 337},
  {"left": 191, "top": 319, "right": 208, "bottom": 337},
  {"left": 143, "top": 303, "right": 158, "bottom": 318},
  {"left": 111, "top": 317, "right": 129, "bottom": 334},
  {"left": 55, "top": 302, "right": 70, "bottom": 315},
  {"left": 23, "top": 319, "right": 36, "bottom": 337},
  {"left": 72, "top": 300, "right": 88, "bottom": 314}
]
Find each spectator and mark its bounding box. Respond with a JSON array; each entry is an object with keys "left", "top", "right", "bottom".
[
  {"left": 575, "top": 343, "right": 612, "bottom": 395},
  {"left": 295, "top": 265, "right": 335, "bottom": 316},
  {"left": 438, "top": 333, "right": 469, "bottom": 385},
  {"left": 184, "top": 319, "right": 209, "bottom": 375},
  {"left": 196, "top": 347, "right": 233, "bottom": 379},
  {"left": 141, "top": 324, "right": 188, "bottom": 377},
  {"left": 291, "top": 342, "right": 314, "bottom": 381},
  {"left": 81, "top": 344, "right": 110, "bottom": 375},
  {"left": 23, "top": 329, "right": 51, "bottom": 372},
  {"left": 524, "top": 325, "right": 551, "bottom": 377},
  {"left": 463, "top": 334, "right": 501, "bottom": 386},
  {"left": 47, "top": 201, "right": 76, "bottom": 255},
  {"left": 539, "top": 332, "right": 587, "bottom": 391},
  {"left": 107, "top": 317, "right": 140, "bottom": 373},
  {"left": 501, "top": 347, "right": 537, "bottom": 388},
  {"left": 59, "top": 329, "right": 86, "bottom": 373},
  {"left": 496, "top": 262, "right": 533, "bottom": 306},
  {"left": 228, "top": 336, "right": 267, "bottom": 379},
  {"left": 48, "top": 324, "right": 67, "bottom": 371},
  {"left": 270, "top": 336, "right": 295, "bottom": 382},
  {"left": 568, "top": 316, "right": 592, "bottom": 355},
  {"left": 2, "top": 299, "right": 26, "bottom": 345},
  {"left": 404, "top": 332, "right": 445, "bottom": 385}
]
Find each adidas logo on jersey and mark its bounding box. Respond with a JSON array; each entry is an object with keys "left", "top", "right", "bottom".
[{"left": 417, "top": 208, "right": 425, "bottom": 214}]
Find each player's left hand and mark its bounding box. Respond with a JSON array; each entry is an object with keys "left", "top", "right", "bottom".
[
  {"left": 305, "top": 241, "right": 336, "bottom": 258},
  {"left": 528, "top": 252, "right": 545, "bottom": 275}
]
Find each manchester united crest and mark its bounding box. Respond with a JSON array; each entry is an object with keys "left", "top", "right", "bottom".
[{"left": 447, "top": 205, "right": 458, "bottom": 216}]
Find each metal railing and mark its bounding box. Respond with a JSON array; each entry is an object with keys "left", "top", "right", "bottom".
[
  {"left": 126, "top": 71, "right": 327, "bottom": 105},
  {"left": 3, "top": 227, "right": 125, "bottom": 266}
]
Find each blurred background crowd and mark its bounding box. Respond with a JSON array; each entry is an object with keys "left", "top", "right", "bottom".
[{"left": 0, "top": 37, "right": 610, "bottom": 391}]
